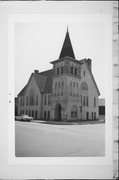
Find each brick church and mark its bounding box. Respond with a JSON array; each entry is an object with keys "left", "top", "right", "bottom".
[{"left": 17, "top": 29, "right": 100, "bottom": 121}]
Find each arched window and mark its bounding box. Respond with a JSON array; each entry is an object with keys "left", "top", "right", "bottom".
[
  {"left": 74, "top": 67, "right": 77, "bottom": 75},
  {"left": 83, "top": 96, "right": 85, "bottom": 106},
  {"left": 36, "top": 95, "right": 38, "bottom": 105},
  {"left": 61, "top": 66, "right": 63, "bottom": 74},
  {"left": 71, "top": 66, "right": 74, "bottom": 74},
  {"left": 29, "top": 89, "right": 35, "bottom": 105},
  {"left": 71, "top": 105, "right": 77, "bottom": 117},
  {"left": 86, "top": 96, "right": 88, "bottom": 106},
  {"left": 94, "top": 97, "right": 96, "bottom": 107},
  {"left": 81, "top": 82, "right": 88, "bottom": 90},
  {"left": 26, "top": 96, "right": 28, "bottom": 106},
  {"left": 44, "top": 94, "right": 47, "bottom": 105}
]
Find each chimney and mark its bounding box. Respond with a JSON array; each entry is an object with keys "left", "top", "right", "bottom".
[
  {"left": 86, "top": 58, "right": 92, "bottom": 71},
  {"left": 34, "top": 70, "right": 39, "bottom": 73}
]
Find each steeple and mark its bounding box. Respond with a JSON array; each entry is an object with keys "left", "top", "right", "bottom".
[{"left": 59, "top": 28, "right": 75, "bottom": 59}]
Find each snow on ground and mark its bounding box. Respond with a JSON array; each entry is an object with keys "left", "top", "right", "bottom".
[{"left": 15, "top": 121, "right": 105, "bottom": 157}]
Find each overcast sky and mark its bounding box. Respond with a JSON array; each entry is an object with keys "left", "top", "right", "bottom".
[{"left": 15, "top": 16, "right": 107, "bottom": 99}]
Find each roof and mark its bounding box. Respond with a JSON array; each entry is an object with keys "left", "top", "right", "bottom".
[
  {"left": 81, "top": 59, "right": 100, "bottom": 96},
  {"left": 33, "top": 73, "right": 47, "bottom": 92},
  {"left": 59, "top": 29, "right": 75, "bottom": 59},
  {"left": 18, "top": 69, "right": 53, "bottom": 96},
  {"left": 50, "top": 56, "right": 82, "bottom": 65},
  {"left": 39, "top": 69, "right": 53, "bottom": 93}
]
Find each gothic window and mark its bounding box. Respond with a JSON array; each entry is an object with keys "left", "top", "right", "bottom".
[
  {"left": 35, "top": 111, "right": 37, "bottom": 118},
  {"left": 80, "top": 95, "right": 82, "bottom": 105},
  {"left": 71, "top": 106, "right": 77, "bottom": 117},
  {"left": 29, "top": 89, "right": 35, "bottom": 105},
  {"left": 26, "top": 96, "right": 28, "bottom": 106},
  {"left": 29, "top": 110, "right": 31, "bottom": 116},
  {"left": 81, "top": 82, "right": 88, "bottom": 90},
  {"left": 86, "top": 96, "right": 88, "bottom": 106},
  {"left": 94, "top": 97, "right": 96, "bottom": 107},
  {"left": 94, "top": 112, "right": 96, "bottom": 119},
  {"left": 48, "top": 94, "right": 50, "bottom": 105},
  {"left": 44, "top": 111, "right": 46, "bottom": 119},
  {"left": 92, "top": 112, "right": 93, "bottom": 119},
  {"left": 71, "top": 66, "right": 74, "bottom": 74},
  {"left": 83, "top": 96, "right": 85, "bottom": 106},
  {"left": 36, "top": 95, "right": 38, "bottom": 105},
  {"left": 44, "top": 94, "right": 47, "bottom": 105},
  {"left": 48, "top": 111, "right": 50, "bottom": 119},
  {"left": 74, "top": 67, "right": 77, "bottom": 75}
]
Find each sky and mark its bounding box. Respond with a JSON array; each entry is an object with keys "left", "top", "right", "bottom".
[{"left": 15, "top": 17, "right": 107, "bottom": 99}]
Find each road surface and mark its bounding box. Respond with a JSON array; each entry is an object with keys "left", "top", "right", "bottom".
[{"left": 15, "top": 120, "right": 105, "bottom": 157}]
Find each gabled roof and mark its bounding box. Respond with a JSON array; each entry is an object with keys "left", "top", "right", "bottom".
[
  {"left": 18, "top": 69, "right": 53, "bottom": 97},
  {"left": 80, "top": 59, "right": 100, "bottom": 96},
  {"left": 18, "top": 84, "right": 27, "bottom": 96},
  {"left": 39, "top": 69, "right": 53, "bottom": 93},
  {"left": 59, "top": 29, "right": 75, "bottom": 59}
]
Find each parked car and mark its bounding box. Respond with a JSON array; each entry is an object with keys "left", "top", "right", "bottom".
[{"left": 15, "top": 114, "right": 33, "bottom": 122}]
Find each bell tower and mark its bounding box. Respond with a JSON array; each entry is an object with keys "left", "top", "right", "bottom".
[{"left": 50, "top": 28, "right": 81, "bottom": 121}]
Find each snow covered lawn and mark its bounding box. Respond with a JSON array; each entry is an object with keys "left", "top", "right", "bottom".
[{"left": 15, "top": 121, "right": 105, "bottom": 157}]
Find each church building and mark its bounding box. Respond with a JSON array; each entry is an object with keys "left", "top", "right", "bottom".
[{"left": 17, "top": 29, "right": 100, "bottom": 121}]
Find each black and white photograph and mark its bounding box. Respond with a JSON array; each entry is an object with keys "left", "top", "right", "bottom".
[
  {"left": 0, "top": 1, "right": 118, "bottom": 179},
  {"left": 14, "top": 15, "right": 107, "bottom": 158}
]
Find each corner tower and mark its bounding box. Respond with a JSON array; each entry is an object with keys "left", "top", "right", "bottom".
[{"left": 50, "top": 28, "right": 81, "bottom": 121}]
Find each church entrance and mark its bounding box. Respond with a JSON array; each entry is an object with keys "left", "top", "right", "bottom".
[{"left": 55, "top": 103, "right": 61, "bottom": 121}]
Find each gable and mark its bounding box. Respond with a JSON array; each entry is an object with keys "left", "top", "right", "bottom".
[{"left": 80, "top": 59, "right": 100, "bottom": 96}]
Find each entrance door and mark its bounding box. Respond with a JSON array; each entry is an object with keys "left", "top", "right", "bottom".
[
  {"left": 55, "top": 104, "right": 61, "bottom": 121},
  {"left": 86, "top": 112, "right": 89, "bottom": 120}
]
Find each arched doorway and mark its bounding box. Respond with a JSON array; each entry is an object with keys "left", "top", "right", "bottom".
[{"left": 55, "top": 103, "right": 61, "bottom": 121}]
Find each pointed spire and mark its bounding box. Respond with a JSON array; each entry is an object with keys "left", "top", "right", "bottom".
[{"left": 59, "top": 28, "right": 75, "bottom": 59}]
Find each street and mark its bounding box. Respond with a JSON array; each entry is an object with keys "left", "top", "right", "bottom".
[{"left": 15, "top": 120, "right": 105, "bottom": 157}]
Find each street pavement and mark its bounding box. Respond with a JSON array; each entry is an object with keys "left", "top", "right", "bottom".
[{"left": 15, "top": 120, "right": 105, "bottom": 157}]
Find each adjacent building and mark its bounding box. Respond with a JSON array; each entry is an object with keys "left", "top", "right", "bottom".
[{"left": 17, "top": 29, "right": 100, "bottom": 121}]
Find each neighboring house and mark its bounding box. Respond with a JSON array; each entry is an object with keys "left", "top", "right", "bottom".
[
  {"left": 99, "top": 98, "right": 105, "bottom": 116},
  {"left": 17, "top": 29, "right": 100, "bottom": 121}
]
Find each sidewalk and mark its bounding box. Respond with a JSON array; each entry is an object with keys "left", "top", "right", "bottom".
[{"left": 31, "top": 119, "right": 105, "bottom": 125}]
